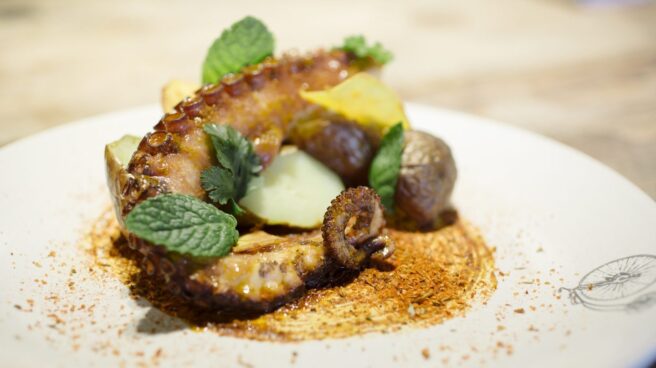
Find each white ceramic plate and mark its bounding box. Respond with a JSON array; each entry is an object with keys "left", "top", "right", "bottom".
[{"left": 1, "top": 104, "right": 654, "bottom": 368}]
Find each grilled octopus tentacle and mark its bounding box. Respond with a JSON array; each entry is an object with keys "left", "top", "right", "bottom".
[
  {"left": 322, "top": 187, "right": 392, "bottom": 269},
  {"left": 127, "top": 188, "right": 389, "bottom": 312},
  {"left": 113, "top": 50, "right": 365, "bottom": 218},
  {"left": 107, "top": 50, "right": 394, "bottom": 312}
]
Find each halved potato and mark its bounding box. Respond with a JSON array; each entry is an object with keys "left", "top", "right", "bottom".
[
  {"left": 105, "top": 135, "right": 140, "bottom": 226},
  {"left": 239, "top": 147, "right": 344, "bottom": 229},
  {"left": 106, "top": 135, "right": 141, "bottom": 168}
]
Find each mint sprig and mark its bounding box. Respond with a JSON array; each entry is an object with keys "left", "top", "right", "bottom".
[
  {"left": 202, "top": 16, "right": 274, "bottom": 84},
  {"left": 368, "top": 123, "right": 404, "bottom": 212},
  {"left": 201, "top": 124, "right": 261, "bottom": 209},
  {"left": 125, "top": 194, "right": 239, "bottom": 258},
  {"left": 339, "top": 35, "right": 393, "bottom": 65}
]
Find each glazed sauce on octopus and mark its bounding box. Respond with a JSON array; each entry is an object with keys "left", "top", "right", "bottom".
[{"left": 87, "top": 209, "right": 496, "bottom": 341}]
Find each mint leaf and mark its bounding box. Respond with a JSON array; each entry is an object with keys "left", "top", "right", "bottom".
[
  {"left": 339, "top": 35, "right": 393, "bottom": 65},
  {"left": 202, "top": 16, "right": 274, "bottom": 84},
  {"left": 368, "top": 123, "right": 404, "bottom": 212},
  {"left": 125, "top": 194, "right": 239, "bottom": 258},
  {"left": 201, "top": 124, "right": 261, "bottom": 206}
]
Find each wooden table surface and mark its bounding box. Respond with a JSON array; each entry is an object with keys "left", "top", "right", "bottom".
[{"left": 1, "top": 0, "right": 654, "bottom": 197}]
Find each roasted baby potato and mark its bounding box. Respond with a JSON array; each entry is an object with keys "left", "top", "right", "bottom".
[
  {"left": 292, "top": 119, "right": 374, "bottom": 186},
  {"left": 395, "top": 131, "right": 457, "bottom": 229}
]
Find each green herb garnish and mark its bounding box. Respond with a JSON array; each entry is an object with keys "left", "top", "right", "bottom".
[
  {"left": 125, "top": 194, "right": 239, "bottom": 258},
  {"left": 202, "top": 16, "right": 275, "bottom": 84},
  {"left": 200, "top": 166, "right": 236, "bottom": 204},
  {"left": 339, "top": 35, "right": 393, "bottom": 65},
  {"left": 368, "top": 122, "right": 404, "bottom": 212},
  {"left": 201, "top": 124, "right": 262, "bottom": 209}
]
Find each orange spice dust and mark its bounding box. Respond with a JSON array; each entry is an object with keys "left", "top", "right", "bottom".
[{"left": 86, "top": 209, "right": 496, "bottom": 341}]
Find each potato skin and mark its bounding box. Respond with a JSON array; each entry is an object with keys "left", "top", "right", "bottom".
[
  {"left": 395, "top": 130, "right": 457, "bottom": 228},
  {"left": 293, "top": 120, "right": 374, "bottom": 186}
]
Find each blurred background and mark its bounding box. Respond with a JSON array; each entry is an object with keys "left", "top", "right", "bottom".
[{"left": 0, "top": 0, "right": 654, "bottom": 197}]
